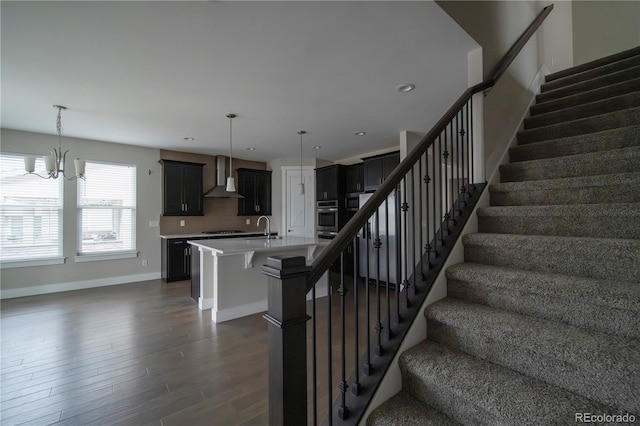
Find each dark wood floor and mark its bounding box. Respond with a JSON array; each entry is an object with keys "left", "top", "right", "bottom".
[{"left": 1, "top": 276, "right": 395, "bottom": 425}]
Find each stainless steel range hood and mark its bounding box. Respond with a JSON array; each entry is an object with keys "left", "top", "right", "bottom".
[{"left": 203, "top": 156, "right": 244, "bottom": 198}]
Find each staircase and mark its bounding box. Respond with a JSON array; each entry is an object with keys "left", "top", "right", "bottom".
[{"left": 368, "top": 47, "right": 640, "bottom": 425}]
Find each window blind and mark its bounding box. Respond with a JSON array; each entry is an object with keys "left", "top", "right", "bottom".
[
  {"left": 0, "top": 154, "right": 63, "bottom": 262},
  {"left": 77, "top": 162, "right": 136, "bottom": 254}
]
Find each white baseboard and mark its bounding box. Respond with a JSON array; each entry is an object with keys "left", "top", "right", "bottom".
[
  {"left": 0, "top": 271, "right": 162, "bottom": 299},
  {"left": 212, "top": 300, "right": 268, "bottom": 323},
  {"left": 199, "top": 297, "right": 213, "bottom": 310}
]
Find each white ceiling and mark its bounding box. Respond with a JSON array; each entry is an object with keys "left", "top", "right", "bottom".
[{"left": 1, "top": 1, "right": 478, "bottom": 162}]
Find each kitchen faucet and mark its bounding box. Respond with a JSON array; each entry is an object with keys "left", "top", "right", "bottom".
[{"left": 257, "top": 216, "right": 271, "bottom": 239}]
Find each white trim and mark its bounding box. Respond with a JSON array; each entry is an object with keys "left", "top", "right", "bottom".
[
  {"left": 1, "top": 256, "right": 66, "bottom": 269},
  {"left": 74, "top": 250, "right": 138, "bottom": 263},
  {"left": 0, "top": 271, "right": 161, "bottom": 299},
  {"left": 199, "top": 296, "right": 213, "bottom": 310},
  {"left": 211, "top": 300, "right": 268, "bottom": 323}
]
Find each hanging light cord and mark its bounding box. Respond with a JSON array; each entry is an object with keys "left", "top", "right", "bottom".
[{"left": 228, "top": 114, "right": 233, "bottom": 174}]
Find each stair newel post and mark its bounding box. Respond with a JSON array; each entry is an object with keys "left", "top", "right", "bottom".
[{"left": 261, "top": 255, "right": 311, "bottom": 426}]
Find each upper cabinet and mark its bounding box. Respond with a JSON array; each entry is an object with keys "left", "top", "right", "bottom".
[
  {"left": 160, "top": 160, "right": 204, "bottom": 216},
  {"left": 345, "top": 163, "right": 364, "bottom": 194},
  {"left": 237, "top": 168, "right": 272, "bottom": 216},
  {"left": 363, "top": 152, "right": 400, "bottom": 192},
  {"left": 316, "top": 165, "right": 345, "bottom": 201}
]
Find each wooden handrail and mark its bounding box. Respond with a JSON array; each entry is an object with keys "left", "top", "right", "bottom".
[{"left": 307, "top": 4, "right": 554, "bottom": 288}]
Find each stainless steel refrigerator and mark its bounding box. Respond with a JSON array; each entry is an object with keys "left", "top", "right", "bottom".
[{"left": 358, "top": 191, "right": 398, "bottom": 285}]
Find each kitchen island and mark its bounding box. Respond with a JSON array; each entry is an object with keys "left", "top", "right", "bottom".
[{"left": 189, "top": 236, "right": 331, "bottom": 323}]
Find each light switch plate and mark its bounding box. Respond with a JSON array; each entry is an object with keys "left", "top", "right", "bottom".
[
  {"left": 246, "top": 219, "right": 250, "bottom": 225},
  {"left": 180, "top": 220, "right": 185, "bottom": 227},
  {"left": 149, "top": 220, "right": 159, "bottom": 227}
]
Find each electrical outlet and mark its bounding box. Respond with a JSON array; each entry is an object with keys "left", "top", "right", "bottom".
[
  {"left": 246, "top": 219, "right": 250, "bottom": 225},
  {"left": 180, "top": 220, "right": 185, "bottom": 227},
  {"left": 141, "top": 259, "right": 148, "bottom": 266}
]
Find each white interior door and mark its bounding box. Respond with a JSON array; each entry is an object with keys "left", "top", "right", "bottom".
[{"left": 282, "top": 167, "right": 315, "bottom": 237}]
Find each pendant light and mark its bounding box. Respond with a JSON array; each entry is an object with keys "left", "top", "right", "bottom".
[
  {"left": 225, "top": 113, "right": 237, "bottom": 192},
  {"left": 24, "top": 105, "right": 85, "bottom": 180},
  {"left": 297, "top": 130, "right": 306, "bottom": 195}
]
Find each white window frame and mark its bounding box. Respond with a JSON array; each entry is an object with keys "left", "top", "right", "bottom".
[
  {"left": 0, "top": 153, "right": 65, "bottom": 268},
  {"left": 76, "top": 160, "right": 137, "bottom": 262}
]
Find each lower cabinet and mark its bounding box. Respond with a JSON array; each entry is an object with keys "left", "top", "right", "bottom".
[{"left": 162, "top": 238, "right": 193, "bottom": 282}]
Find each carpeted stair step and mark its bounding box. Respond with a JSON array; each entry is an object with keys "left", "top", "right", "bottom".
[
  {"left": 541, "top": 54, "right": 640, "bottom": 92},
  {"left": 367, "top": 391, "right": 459, "bottom": 426},
  {"left": 517, "top": 106, "right": 640, "bottom": 144},
  {"left": 446, "top": 262, "right": 640, "bottom": 338},
  {"left": 462, "top": 232, "right": 640, "bottom": 282},
  {"left": 489, "top": 171, "right": 640, "bottom": 206},
  {"left": 509, "top": 125, "right": 640, "bottom": 162},
  {"left": 501, "top": 145, "right": 640, "bottom": 181},
  {"left": 536, "top": 65, "right": 640, "bottom": 104},
  {"left": 530, "top": 78, "right": 640, "bottom": 116},
  {"left": 524, "top": 91, "right": 640, "bottom": 129},
  {"left": 476, "top": 203, "right": 640, "bottom": 239},
  {"left": 398, "top": 340, "right": 612, "bottom": 425},
  {"left": 424, "top": 298, "right": 640, "bottom": 414},
  {"left": 545, "top": 46, "right": 640, "bottom": 83}
]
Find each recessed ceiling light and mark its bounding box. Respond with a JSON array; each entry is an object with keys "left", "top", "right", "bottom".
[
  {"left": 312, "top": 146, "right": 321, "bottom": 150},
  {"left": 355, "top": 131, "right": 366, "bottom": 136},
  {"left": 183, "top": 137, "right": 195, "bottom": 141},
  {"left": 396, "top": 83, "right": 416, "bottom": 93},
  {"left": 246, "top": 147, "right": 256, "bottom": 151}
]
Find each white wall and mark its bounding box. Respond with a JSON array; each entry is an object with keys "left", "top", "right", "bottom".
[
  {"left": 437, "top": 0, "right": 574, "bottom": 179},
  {"left": 1, "top": 129, "right": 162, "bottom": 297},
  {"left": 572, "top": 0, "right": 640, "bottom": 65}
]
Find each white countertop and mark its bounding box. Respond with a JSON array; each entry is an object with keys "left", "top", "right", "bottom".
[
  {"left": 188, "top": 235, "right": 330, "bottom": 255},
  {"left": 160, "top": 231, "right": 269, "bottom": 239}
]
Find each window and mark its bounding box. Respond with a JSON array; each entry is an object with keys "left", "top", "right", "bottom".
[
  {"left": 0, "top": 154, "right": 63, "bottom": 263},
  {"left": 77, "top": 162, "right": 136, "bottom": 256}
]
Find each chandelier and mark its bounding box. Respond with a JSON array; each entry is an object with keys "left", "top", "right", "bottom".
[{"left": 24, "top": 105, "right": 85, "bottom": 180}]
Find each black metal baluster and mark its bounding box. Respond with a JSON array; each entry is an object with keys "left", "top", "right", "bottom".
[
  {"left": 470, "top": 95, "right": 476, "bottom": 190},
  {"left": 423, "top": 153, "right": 431, "bottom": 269},
  {"left": 450, "top": 121, "right": 457, "bottom": 226},
  {"left": 418, "top": 156, "right": 424, "bottom": 279},
  {"left": 466, "top": 100, "right": 472, "bottom": 194},
  {"left": 327, "top": 277, "right": 332, "bottom": 425},
  {"left": 312, "top": 286, "right": 317, "bottom": 426},
  {"left": 401, "top": 176, "right": 410, "bottom": 308},
  {"left": 410, "top": 165, "right": 417, "bottom": 296},
  {"left": 374, "top": 208, "right": 383, "bottom": 356},
  {"left": 443, "top": 128, "right": 450, "bottom": 236},
  {"left": 352, "top": 237, "right": 361, "bottom": 394},
  {"left": 395, "top": 189, "right": 402, "bottom": 323},
  {"left": 338, "top": 252, "right": 348, "bottom": 419},
  {"left": 459, "top": 106, "right": 467, "bottom": 206},
  {"left": 385, "top": 197, "right": 392, "bottom": 337},
  {"left": 431, "top": 143, "right": 439, "bottom": 258},
  {"left": 363, "top": 222, "right": 372, "bottom": 376}
]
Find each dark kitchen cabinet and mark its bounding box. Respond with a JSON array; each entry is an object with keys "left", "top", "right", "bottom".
[
  {"left": 160, "top": 160, "right": 205, "bottom": 216},
  {"left": 316, "top": 165, "right": 345, "bottom": 201},
  {"left": 162, "top": 238, "right": 192, "bottom": 282},
  {"left": 363, "top": 152, "right": 400, "bottom": 192},
  {"left": 345, "top": 163, "right": 364, "bottom": 194},
  {"left": 237, "top": 168, "right": 272, "bottom": 216}
]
